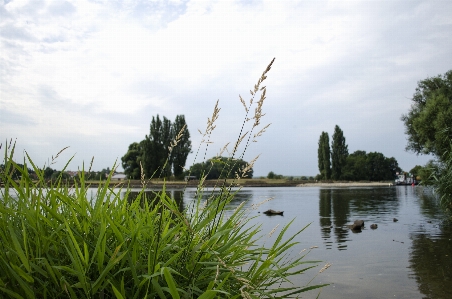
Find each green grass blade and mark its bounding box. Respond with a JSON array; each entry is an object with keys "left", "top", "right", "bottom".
[{"left": 162, "top": 267, "right": 180, "bottom": 299}]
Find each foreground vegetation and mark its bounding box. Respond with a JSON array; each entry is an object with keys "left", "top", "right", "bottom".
[
  {"left": 0, "top": 59, "right": 327, "bottom": 298},
  {"left": 401, "top": 70, "right": 452, "bottom": 214}
]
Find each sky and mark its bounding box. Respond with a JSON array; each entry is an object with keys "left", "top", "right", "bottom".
[{"left": 1, "top": 0, "right": 452, "bottom": 177}]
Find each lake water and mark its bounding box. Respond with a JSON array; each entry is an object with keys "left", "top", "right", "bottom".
[{"left": 132, "top": 185, "right": 451, "bottom": 299}]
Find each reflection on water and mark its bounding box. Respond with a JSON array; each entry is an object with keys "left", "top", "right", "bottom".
[
  {"left": 124, "top": 189, "right": 186, "bottom": 211},
  {"left": 408, "top": 189, "right": 452, "bottom": 299},
  {"left": 124, "top": 188, "right": 255, "bottom": 215},
  {"left": 319, "top": 189, "right": 351, "bottom": 250},
  {"left": 410, "top": 231, "right": 452, "bottom": 298},
  {"left": 318, "top": 188, "right": 404, "bottom": 250},
  {"left": 182, "top": 188, "right": 254, "bottom": 209}
]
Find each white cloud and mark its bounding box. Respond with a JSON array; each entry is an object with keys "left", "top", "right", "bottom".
[{"left": 1, "top": 0, "right": 451, "bottom": 174}]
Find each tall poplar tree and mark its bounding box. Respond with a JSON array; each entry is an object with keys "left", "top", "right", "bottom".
[
  {"left": 171, "top": 115, "right": 192, "bottom": 179},
  {"left": 331, "top": 125, "right": 349, "bottom": 180},
  {"left": 161, "top": 116, "right": 173, "bottom": 177},
  {"left": 318, "top": 134, "right": 324, "bottom": 178},
  {"left": 143, "top": 115, "right": 167, "bottom": 178},
  {"left": 318, "top": 131, "right": 331, "bottom": 180}
]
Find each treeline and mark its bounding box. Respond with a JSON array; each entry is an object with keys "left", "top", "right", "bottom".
[
  {"left": 43, "top": 167, "right": 113, "bottom": 181},
  {"left": 0, "top": 164, "right": 113, "bottom": 181},
  {"left": 121, "top": 115, "right": 191, "bottom": 180},
  {"left": 0, "top": 163, "right": 36, "bottom": 180},
  {"left": 317, "top": 125, "right": 401, "bottom": 181},
  {"left": 266, "top": 172, "right": 315, "bottom": 180},
  {"left": 187, "top": 157, "right": 253, "bottom": 180}
]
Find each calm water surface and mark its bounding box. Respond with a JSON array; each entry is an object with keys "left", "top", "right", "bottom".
[{"left": 136, "top": 186, "right": 452, "bottom": 299}]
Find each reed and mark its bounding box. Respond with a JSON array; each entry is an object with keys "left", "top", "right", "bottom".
[{"left": 0, "top": 59, "right": 327, "bottom": 298}]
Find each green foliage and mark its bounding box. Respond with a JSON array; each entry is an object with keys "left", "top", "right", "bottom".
[
  {"left": 331, "top": 125, "right": 348, "bottom": 180},
  {"left": 341, "top": 150, "right": 401, "bottom": 181},
  {"left": 171, "top": 115, "right": 192, "bottom": 180},
  {"left": 401, "top": 70, "right": 452, "bottom": 159},
  {"left": 409, "top": 165, "right": 424, "bottom": 180},
  {"left": 122, "top": 115, "right": 191, "bottom": 180},
  {"left": 401, "top": 70, "right": 452, "bottom": 214},
  {"left": 121, "top": 142, "right": 144, "bottom": 179},
  {"left": 317, "top": 132, "right": 331, "bottom": 180},
  {"left": 0, "top": 144, "right": 325, "bottom": 298},
  {"left": 44, "top": 166, "right": 56, "bottom": 179},
  {"left": 416, "top": 150, "right": 452, "bottom": 213},
  {"left": 0, "top": 163, "right": 35, "bottom": 180},
  {"left": 188, "top": 157, "right": 253, "bottom": 180},
  {"left": 267, "top": 171, "right": 283, "bottom": 179},
  {"left": 418, "top": 160, "right": 438, "bottom": 184},
  {"left": 142, "top": 115, "right": 169, "bottom": 178},
  {"left": 50, "top": 170, "right": 71, "bottom": 180}
]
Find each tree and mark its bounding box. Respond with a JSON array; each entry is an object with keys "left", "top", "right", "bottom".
[
  {"left": 161, "top": 116, "right": 173, "bottom": 177},
  {"left": 121, "top": 142, "right": 144, "bottom": 179},
  {"left": 266, "top": 171, "right": 282, "bottom": 179},
  {"left": 318, "top": 132, "right": 331, "bottom": 180},
  {"left": 341, "top": 150, "right": 368, "bottom": 181},
  {"left": 401, "top": 70, "right": 452, "bottom": 159},
  {"left": 341, "top": 150, "right": 401, "bottom": 181},
  {"left": 142, "top": 115, "right": 172, "bottom": 178},
  {"left": 429, "top": 151, "right": 452, "bottom": 211},
  {"left": 142, "top": 115, "right": 163, "bottom": 178},
  {"left": 366, "top": 152, "right": 393, "bottom": 181},
  {"left": 50, "top": 171, "right": 70, "bottom": 180},
  {"left": 122, "top": 114, "right": 191, "bottom": 180},
  {"left": 331, "top": 125, "right": 348, "bottom": 180},
  {"left": 171, "top": 115, "right": 192, "bottom": 179},
  {"left": 44, "top": 167, "right": 56, "bottom": 179},
  {"left": 188, "top": 157, "right": 253, "bottom": 180},
  {"left": 409, "top": 165, "right": 423, "bottom": 179}
]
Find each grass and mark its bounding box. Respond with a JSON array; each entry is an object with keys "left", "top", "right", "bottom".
[{"left": 0, "top": 58, "right": 328, "bottom": 298}]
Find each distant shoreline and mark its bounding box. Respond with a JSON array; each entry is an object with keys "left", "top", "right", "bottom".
[
  {"left": 61, "top": 180, "right": 394, "bottom": 188},
  {"left": 296, "top": 182, "right": 393, "bottom": 187},
  {"left": 1, "top": 180, "right": 396, "bottom": 188}
]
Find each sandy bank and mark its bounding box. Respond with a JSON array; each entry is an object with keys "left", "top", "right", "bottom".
[{"left": 297, "top": 182, "right": 393, "bottom": 187}]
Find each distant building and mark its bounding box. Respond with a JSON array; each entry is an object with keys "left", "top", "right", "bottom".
[
  {"left": 184, "top": 176, "right": 197, "bottom": 181},
  {"left": 111, "top": 173, "right": 127, "bottom": 181},
  {"left": 66, "top": 171, "right": 78, "bottom": 178}
]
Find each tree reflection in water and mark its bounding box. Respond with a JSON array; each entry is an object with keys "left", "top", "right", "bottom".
[
  {"left": 319, "top": 189, "right": 350, "bottom": 250},
  {"left": 409, "top": 189, "right": 452, "bottom": 299},
  {"left": 124, "top": 189, "right": 185, "bottom": 212}
]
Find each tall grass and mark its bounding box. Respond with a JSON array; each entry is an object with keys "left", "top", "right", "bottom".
[
  {"left": 428, "top": 139, "right": 452, "bottom": 215},
  {"left": 0, "top": 59, "right": 327, "bottom": 298}
]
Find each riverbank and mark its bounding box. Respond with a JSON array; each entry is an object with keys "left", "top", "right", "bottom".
[
  {"left": 1, "top": 179, "right": 394, "bottom": 188},
  {"left": 297, "top": 182, "right": 393, "bottom": 187},
  {"left": 42, "top": 180, "right": 393, "bottom": 188}
]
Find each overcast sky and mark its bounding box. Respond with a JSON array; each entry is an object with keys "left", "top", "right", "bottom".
[{"left": 1, "top": 0, "right": 451, "bottom": 177}]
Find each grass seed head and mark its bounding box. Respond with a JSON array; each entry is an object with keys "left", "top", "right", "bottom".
[{"left": 319, "top": 263, "right": 332, "bottom": 273}]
